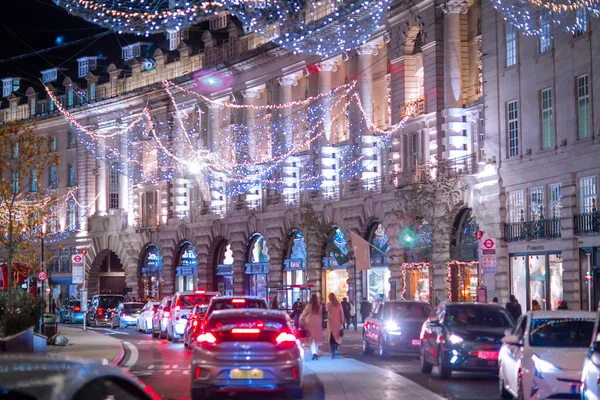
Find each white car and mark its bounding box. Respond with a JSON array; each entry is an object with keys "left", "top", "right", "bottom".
[
  {"left": 498, "top": 310, "right": 596, "bottom": 400},
  {"left": 581, "top": 317, "right": 600, "bottom": 400},
  {"left": 137, "top": 301, "right": 159, "bottom": 333}
]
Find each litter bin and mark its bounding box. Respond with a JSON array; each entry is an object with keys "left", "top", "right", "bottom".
[{"left": 43, "top": 313, "right": 57, "bottom": 338}]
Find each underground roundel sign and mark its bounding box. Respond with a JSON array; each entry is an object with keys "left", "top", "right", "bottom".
[
  {"left": 483, "top": 239, "right": 495, "bottom": 249},
  {"left": 72, "top": 254, "right": 84, "bottom": 265},
  {"left": 37, "top": 271, "right": 48, "bottom": 281}
]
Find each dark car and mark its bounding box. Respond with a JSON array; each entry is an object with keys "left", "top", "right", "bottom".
[
  {"left": 362, "top": 300, "right": 432, "bottom": 357},
  {"left": 205, "top": 296, "right": 268, "bottom": 319},
  {"left": 87, "top": 294, "right": 125, "bottom": 327},
  {"left": 61, "top": 300, "right": 84, "bottom": 324},
  {"left": 183, "top": 303, "right": 208, "bottom": 348},
  {"left": 420, "top": 302, "right": 514, "bottom": 379}
]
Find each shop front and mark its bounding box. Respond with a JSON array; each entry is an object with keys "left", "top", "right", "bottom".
[
  {"left": 215, "top": 242, "right": 234, "bottom": 296},
  {"left": 510, "top": 249, "right": 563, "bottom": 311},
  {"left": 447, "top": 261, "right": 479, "bottom": 302},
  {"left": 140, "top": 244, "right": 163, "bottom": 300},
  {"left": 245, "top": 234, "right": 269, "bottom": 298},
  {"left": 448, "top": 208, "right": 480, "bottom": 303},
  {"left": 282, "top": 230, "right": 308, "bottom": 310},
  {"left": 323, "top": 227, "right": 350, "bottom": 301},
  {"left": 580, "top": 247, "right": 600, "bottom": 311},
  {"left": 366, "top": 222, "right": 391, "bottom": 303},
  {"left": 401, "top": 263, "right": 431, "bottom": 302},
  {"left": 175, "top": 242, "right": 198, "bottom": 292}
]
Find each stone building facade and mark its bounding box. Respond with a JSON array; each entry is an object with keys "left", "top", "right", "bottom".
[{"left": 0, "top": 0, "right": 488, "bottom": 307}]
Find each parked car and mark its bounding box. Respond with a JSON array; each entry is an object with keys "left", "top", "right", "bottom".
[
  {"left": 0, "top": 354, "right": 160, "bottom": 400},
  {"left": 582, "top": 313, "right": 600, "bottom": 400},
  {"left": 58, "top": 300, "right": 82, "bottom": 324},
  {"left": 87, "top": 294, "right": 125, "bottom": 327},
  {"left": 190, "top": 309, "right": 306, "bottom": 399},
  {"left": 420, "top": 302, "right": 514, "bottom": 379},
  {"left": 152, "top": 296, "right": 172, "bottom": 339},
  {"left": 362, "top": 300, "right": 432, "bottom": 357},
  {"left": 166, "top": 290, "right": 220, "bottom": 343},
  {"left": 111, "top": 302, "right": 144, "bottom": 329},
  {"left": 137, "top": 301, "right": 160, "bottom": 333},
  {"left": 205, "top": 296, "right": 268, "bottom": 319},
  {"left": 183, "top": 303, "right": 208, "bottom": 348}
]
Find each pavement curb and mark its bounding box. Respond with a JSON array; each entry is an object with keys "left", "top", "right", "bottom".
[{"left": 110, "top": 341, "right": 126, "bottom": 366}]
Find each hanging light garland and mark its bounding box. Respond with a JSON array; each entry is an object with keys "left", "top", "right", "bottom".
[
  {"left": 400, "top": 262, "right": 431, "bottom": 301},
  {"left": 491, "top": 0, "right": 600, "bottom": 38},
  {"left": 225, "top": 0, "right": 392, "bottom": 56}
]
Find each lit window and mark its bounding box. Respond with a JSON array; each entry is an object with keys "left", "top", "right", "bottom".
[
  {"left": 549, "top": 183, "right": 562, "bottom": 218},
  {"left": 508, "top": 190, "right": 525, "bottom": 222},
  {"left": 30, "top": 169, "right": 38, "bottom": 192},
  {"left": 49, "top": 166, "right": 57, "bottom": 189},
  {"left": 575, "top": 9, "right": 588, "bottom": 37},
  {"left": 580, "top": 176, "right": 597, "bottom": 213},
  {"left": 68, "top": 199, "right": 77, "bottom": 228},
  {"left": 49, "top": 136, "right": 57, "bottom": 152},
  {"left": 90, "top": 83, "right": 96, "bottom": 101},
  {"left": 506, "top": 24, "right": 517, "bottom": 67},
  {"left": 11, "top": 172, "right": 19, "bottom": 194},
  {"left": 577, "top": 75, "right": 591, "bottom": 139},
  {"left": 68, "top": 131, "right": 77, "bottom": 149},
  {"left": 122, "top": 43, "right": 141, "bottom": 61},
  {"left": 30, "top": 99, "right": 36, "bottom": 116},
  {"left": 78, "top": 58, "right": 88, "bottom": 78},
  {"left": 541, "top": 88, "right": 554, "bottom": 149},
  {"left": 49, "top": 99, "right": 54, "bottom": 112},
  {"left": 539, "top": 24, "right": 552, "bottom": 53},
  {"left": 507, "top": 100, "right": 519, "bottom": 157},
  {"left": 68, "top": 163, "right": 76, "bottom": 187},
  {"left": 41, "top": 68, "right": 58, "bottom": 84},
  {"left": 528, "top": 186, "right": 545, "bottom": 220},
  {"left": 67, "top": 90, "right": 73, "bottom": 107},
  {"left": 109, "top": 162, "right": 119, "bottom": 210},
  {"left": 12, "top": 142, "right": 19, "bottom": 159}
]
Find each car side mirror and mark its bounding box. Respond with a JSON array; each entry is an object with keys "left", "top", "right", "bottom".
[{"left": 502, "top": 334, "right": 521, "bottom": 345}]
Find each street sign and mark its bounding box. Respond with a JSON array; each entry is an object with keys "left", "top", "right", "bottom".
[
  {"left": 72, "top": 254, "right": 84, "bottom": 265},
  {"left": 480, "top": 254, "right": 497, "bottom": 274},
  {"left": 81, "top": 288, "right": 88, "bottom": 312},
  {"left": 475, "top": 230, "right": 484, "bottom": 240},
  {"left": 81, "top": 249, "right": 88, "bottom": 256},
  {"left": 72, "top": 266, "right": 84, "bottom": 284},
  {"left": 483, "top": 238, "right": 495, "bottom": 249},
  {"left": 37, "top": 271, "right": 48, "bottom": 281}
]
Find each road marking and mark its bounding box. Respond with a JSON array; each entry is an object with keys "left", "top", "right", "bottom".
[
  {"left": 165, "top": 370, "right": 172, "bottom": 375},
  {"left": 182, "top": 370, "right": 190, "bottom": 375},
  {"left": 104, "top": 329, "right": 130, "bottom": 335},
  {"left": 122, "top": 341, "right": 139, "bottom": 369},
  {"left": 148, "top": 365, "right": 154, "bottom": 370}
]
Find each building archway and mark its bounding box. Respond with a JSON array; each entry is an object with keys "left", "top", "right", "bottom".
[
  {"left": 174, "top": 241, "right": 199, "bottom": 292},
  {"left": 244, "top": 233, "right": 269, "bottom": 298},
  {"left": 364, "top": 221, "right": 392, "bottom": 303},
  {"left": 282, "top": 229, "right": 308, "bottom": 310},
  {"left": 138, "top": 244, "right": 163, "bottom": 300},
  {"left": 213, "top": 239, "right": 234, "bottom": 295},
  {"left": 448, "top": 207, "right": 480, "bottom": 302},
  {"left": 322, "top": 226, "right": 350, "bottom": 301},
  {"left": 88, "top": 249, "right": 126, "bottom": 296}
]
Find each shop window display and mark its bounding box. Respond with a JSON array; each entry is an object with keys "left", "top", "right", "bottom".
[
  {"left": 245, "top": 235, "right": 270, "bottom": 298},
  {"left": 549, "top": 254, "right": 563, "bottom": 310},
  {"left": 529, "top": 255, "right": 547, "bottom": 310},
  {"left": 510, "top": 253, "right": 563, "bottom": 311},
  {"left": 326, "top": 269, "right": 349, "bottom": 300},
  {"left": 511, "top": 256, "right": 527, "bottom": 310}
]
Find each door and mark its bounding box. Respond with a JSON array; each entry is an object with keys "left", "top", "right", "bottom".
[
  {"left": 367, "top": 303, "right": 384, "bottom": 346},
  {"left": 423, "top": 306, "right": 444, "bottom": 364},
  {"left": 504, "top": 315, "right": 527, "bottom": 392}
]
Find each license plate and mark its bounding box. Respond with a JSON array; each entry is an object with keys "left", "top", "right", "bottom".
[
  {"left": 230, "top": 369, "right": 264, "bottom": 379},
  {"left": 133, "top": 314, "right": 139, "bottom": 318},
  {"left": 477, "top": 351, "right": 499, "bottom": 360},
  {"left": 412, "top": 339, "right": 421, "bottom": 345}
]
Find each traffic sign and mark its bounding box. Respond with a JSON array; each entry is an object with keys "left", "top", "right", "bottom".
[
  {"left": 72, "top": 254, "right": 84, "bottom": 265},
  {"left": 475, "top": 230, "right": 484, "bottom": 240},
  {"left": 81, "top": 249, "right": 88, "bottom": 256},
  {"left": 483, "top": 238, "right": 495, "bottom": 249},
  {"left": 37, "top": 271, "right": 48, "bottom": 281}
]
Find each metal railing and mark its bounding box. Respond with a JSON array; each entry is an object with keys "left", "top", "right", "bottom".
[
  {"left": 504, "top": 218, "right": 562, "bottom": 242},
  {"left": 574, "top": 212, "right": 600, "bottom": 235}
]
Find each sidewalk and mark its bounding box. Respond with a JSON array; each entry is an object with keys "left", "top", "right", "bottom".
[{"left": 46, "top": 325, "right": 124, "bottom": 365}]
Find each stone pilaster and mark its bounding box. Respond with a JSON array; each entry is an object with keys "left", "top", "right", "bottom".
[{"left": 96, "top": 135, "right": 107, "bottom": 216}]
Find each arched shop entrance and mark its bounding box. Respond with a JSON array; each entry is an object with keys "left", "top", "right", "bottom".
[
  {"left": 139, "top": 244, "right": 163, "bottom": 300},
  {"left": 282, "top": 230, "right": 308, "bottom": 310},
  {"left": 214, "top": 240, "right": 234, "bottom": 296},
  {"left": 401, "top": 222, "right": 432, "bottom": 303},
  {"left": 448, "top": 208, "right": 480, "bottom": 302},
  {"left": 88, "top": 250, "right": 126, "bottom": 296},
  {"left": 244, "top": 234, "right": 270, "bottom": 298},
  {"left": 175, "top": 242, "right": 198, "bottom": 292},
  {"left": 323, "top": 227, "right": 350, "bottom": 301},
  {"left": 365, "top": 221, "right": 391, "bottom": 303}
]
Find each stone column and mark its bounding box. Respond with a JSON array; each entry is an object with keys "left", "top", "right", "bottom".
[
  {"left": 95, "top": 135, "right": 107, "bottom": 216},
  {"left": 207, "top": 102, "right": 226, "bottom": 214},
  {"left": 119, "top": 132, "right": 129, "bottom": 216},
  {"left": 316, "top": 61, "right": 339, "bottom": 192},
  {"left": 356, "top": 44, "right": 377, "bottom": 129},
  {"left": 277, "top": 76, "right": 300, "bottom": 201},
  {"left": 241, "top": 88, "right": 261, "bottom": 160},
  {"left": 317, "top": 62, "right": 336, "bottom": 143}
]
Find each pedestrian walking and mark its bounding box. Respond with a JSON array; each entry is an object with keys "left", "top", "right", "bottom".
[
  {"left": 505, "top": 295, "right": 522, "bottom": 321},
  {"left": 532, "top": 300, "right": 542, "bottom": 311},
  {"left": 270, "top": 295, "right": 279, "bottom": 310},
  {"left": 326, "top": 293, "right": 344, "bottom": 359},
  {"left": 360, "top": 297, "right": 371, "bottom": 323},
  {"left": 492, "top": 297, "right": 499, "bottom": 304},
  {"left": 350, "top": 300, "right": 357, "bottom": 331},
  {"left": 300, "top": 294, "right": 323, "bottom": 360},
  {"left": 341, "top": 297, "right": 351, "bottom": 329},
  {"left": 292, "top": 299, "right": 303, "bottom": 329},
  {"left": 51, "top": 299, "right": 57, "bottom": 315},
  {"left": 557, "top": 300, "right": 569, "bottom": 310}
]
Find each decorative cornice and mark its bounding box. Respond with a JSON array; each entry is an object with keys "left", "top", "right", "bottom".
[
  {"left": 356, "top": 44, "right": 379, "bottom": 56},
  {"left": 317, "top": 61, "right": 338, "bottom": 73},
  {"left": 241, "top": 88, "right": 262, "bottom": 99},
  {"left": 440, "top": 1, "right": 468, "bottom": 14},
  {"left": 277, "top": 75, "right": 298, "bottom": 87}
]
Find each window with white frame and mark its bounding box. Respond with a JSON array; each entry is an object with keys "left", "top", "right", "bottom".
[
  {"left": 12, "top": 172, "right": 19, "bottom": 194},
  {"left": 90, "top": 83, "right": 96, "bottom": 101},
  {"left": 30, "top": 169, "right": 37, "bottom": 192},
  {"left": 109, "top": 162, "right": 119, "bottom": 210},
  {"left": 68, "top": 198, "right": 77, "bottom": 229},
  {"left": 541, "top": 88, "right": 554, "bottom": 149},
  {"left": 577, "top": 74, "right": 591, "bottom": 139},
  {"left": 508, "top": 100, "right": 519, "bottom": 157},
  {"left": 167, "top": 30, "right": 181, "bottom": 51},
  {"left": 549, "top": 183, "right": 562, "bottom": 218},
  {"left": 67, "top": 89, "right": 73, "bottom": 107},
  {"left": 41, "top": 68, "right": 57, "bottom": 83},
  {"left": 122, "top": 43, "right": 141, "bottom": 61},
  {"left": 506, "top": 23, "right": 517, "bottom": 67},
  {"left": 575, "top": 9, "right": 588, "bottom": 37},
  {"left": 68, "top": 164, "right": 76, "bottom": 187},
  {"left": 30, "top": 99, "right": 35, "bottom": 116},
  {"left": 68, "top": 131, "right": 77, "bottom": 149},
  {"left": 78, "top": 58, "right": 88, "bottom": 78},
  {"left": 540, "top": 24, "right": 552, "bottom": 53},
  {"left": 508, "top": 190, "right": 525, "bottom": 223},
  {"left": 49, "top": 166, "right": 57, "bottom": 189},
  {"left": 580, "top": 176, "right": 597, "bottom": 213},
  {"left": 528, "top": 186, "right": 545, "bottom": 220},
  {"left": 49, "top": 136, "right": 57, "bottom": 152},
  {"left": 49, "top": 205, "right": 58, "bottom": 233}
]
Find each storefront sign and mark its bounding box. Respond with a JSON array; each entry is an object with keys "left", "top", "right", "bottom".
[
  {"left": 176, "top": 266, "right": 197, "bottom": 276},
  {"left": 72, "top": 265, "right": 84, "bottom": 284},
  {"left": 322, "top": 256, "right": 347, "bottom": 270},
  {"left": 244, "top": 263, "right": 269, "bottom": 274},
  {"left": 143, "top": 246, "right": 163, "bottom": 277},
  {"left": 479, "top": 236, "right": 497, "bottom": 274},
  {"left": 370, "top": 255, "right": 387, "bottom": 267},
  {"left": 217, "top": 264, "right": 233, "bottom": 276},
  {"left": 527, "top": 245, "right": 545, "bottom": 251},
  {"left": 71, "top": 254, "right": 84, "bottom": 266},
  {"left": 176, "top": 246, "right": 198, "bottom": 276},
  {"left": 284, "top": 259, "right": 305, "bottom": 271}
]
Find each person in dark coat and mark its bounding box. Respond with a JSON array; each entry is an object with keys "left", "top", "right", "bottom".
[
  {"left": 360, "top": 298, "right": 372, "bottom": 323},
  {"left": 341, "top": 297, "right": 351, "bottom": 329},
  {"left": 292, "top": 299, "right": 303, "bottom": 328},
  {"left": 505, "top": 295, "right": 522, "bottom": 321}
]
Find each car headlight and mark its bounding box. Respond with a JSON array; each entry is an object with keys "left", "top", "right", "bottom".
[
  {"left": 532, "top": 353, "right": 561, "bottom": 378},
  {"left": 448, "top": 334, "right": 464, "bottom": 344},
  {"left": 385, "top": 321, "right": 400, "bottom": 332}
]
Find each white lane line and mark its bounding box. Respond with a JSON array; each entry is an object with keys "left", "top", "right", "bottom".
[
  {"left": 182, "top": 370, "right": 190, "bottom": 375},
  {"left": 165, "top": 370, "right": 172, "bottom": 375},
  {"left": 148, "top": 365, "right": 155, "bottom": 370},
  {"left": 172, "top": 365, "right": 177, "bottom": 369},
  {"left": 104, "top": 329, "right": 130, "bottom": 335},
  {"left": 122, "top": 341, "right": 139, "bottom": 369}
]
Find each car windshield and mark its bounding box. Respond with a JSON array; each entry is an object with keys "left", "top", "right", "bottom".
[
  {"left": 99, "top": 296, "right": 123, "bottom": 308},
  {"left": 124, "top": 303, "right": 143, "bottom": 313},
  {"left": 209, "top": 299, "right": 267, "bottom": 313},
  {"left": 529, "top": 318, "right": 595, "bottom": 347},
  {"left": 71, "top": 301, "right": 80, "bottom": 308},
  {"left": 447, "top": 307, "right": 513, "bottom": 327},
  {"left": 206, "top": 314, "right": 289, "bottom": 342},
  {"left": 383, "top": 303, "right": 432, "bottom": 320},
  {"left": 180, "top": 294, "right": 215, "bottom": 309}
]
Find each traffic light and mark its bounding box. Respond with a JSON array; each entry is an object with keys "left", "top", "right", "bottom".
[{"left": 400, "top": 227, "right": 418, "bottom": 248}]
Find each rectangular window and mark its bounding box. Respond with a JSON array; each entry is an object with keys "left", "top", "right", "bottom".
[
  {"left": 575, "top": 9, "right": 588, "bottom": 37},
  {"left": 67, "top": 90, "right": 73, "bottom": 107},
  {"left": 580, "top": 176, "right": 597, "bottom": 213},
  {"left": 49, "top": 205, "right": 58, "bottom": 233},
  {"left": 12, "top": 142, "right": 19, "bottom": 159},
  {"left": 78, "top": 58, "right": 88, "bottom": 78},
  {"left": 11, "top": 172, "right": 19, "bottom": 194},
  {"left": 68, "top": 198, "right": 77, "bottom": 229},
  {"left": 541, "top": 88, "right": 554, "bottom": 149},
  {"left": 506, "top": 23, "right": 517, "bottom": 67},
  {"left": 411, "top": 133, "right": 418, "bottom": 168},
  {"left": 577, "top": 75, "right": 591, "bottom": 139},
  {"left": 109, "top": 162, "right": 119, "bottom": 210},
  {"left": 549, "top": 183, "right": 562, "bottom": 217},
  {"left": 30, "top": 99, "right": 35, "bottom": 116},
  {"left": 508, "top": 100, "right": 520, "bottom": 157},
  {"left": 68, "top": 131, "right": 77, "bottom": 149},
  {"left": 49, "top": 166, "right": 57, "bottom": 189},
  {"left": 508, "top": 190, "right": 525, "bottom": 223},
  {"left": 68, "top": 164, "right": 76, "bottom": 187},
  {"left": 49, "top": 136, "right": 57, "bottom": 152},
  {"left": 90, "top": 83, "right": 96, "bottom": 101},
  {"left": 528, "top": 186, "right": 545, "bottom": 220},
  {"left": 41, "top": 102, "right": 46, "bottom": 114},
  {"left": 49, "top": 99, "right": 54, "bottom": 112},
  {"left": 540, "top": 25, "right": 552, "bottom": 53},
  {"left": 60, "top": 247, "right": 70, "bottom": 273},
  {"left": 30, "top": 169, "right": 38, "bottom": 192}
]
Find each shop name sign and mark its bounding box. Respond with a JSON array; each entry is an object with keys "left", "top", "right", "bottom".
[
  {"left": 216, "top": 264, "right": 233, "bottom": 276},
  {"left": 527, "top": 245, "right": 545, "bottom": 251},
  {"left": 284, "top": 259, "right": 305, "bottom": 271},
  {"left": 176, "top": 266, "right": 197, "bottom": 276},
  {"left": 244, "top": 263, "right": 269, "bottom": 274}
]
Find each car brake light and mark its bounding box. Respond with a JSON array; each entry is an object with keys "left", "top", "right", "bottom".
[
  {"left": 195, "top": 290, "right": 206, "bottom": 294},
  {"left": 193, "top": 320, "right": 198, "bottom": 327},
  {"left": 275, "top": 332, "right": 296, "bottom": 344},
  {"left": 164, "top": 311, "right": 170, "bottom": 317},
  {"left": 194, "top": 367, "right": 202, "bottom": 379},
  {"left": 231, "top": 299, "right": 246, "bottom": 304},
  {"left": 232, "top": 328, "right": 260, "bottom": 334},
  {"left": 151, "top": 310, "right": 155, "bottom": 315},
  {"left": 197, "top": 332, "right": 217, "bottom": 344},
  {"left": 122, "top": 313, "right": 127, "bottom": 317},
  {"left": 74, "top": 307, "right": 80, "bottom": 311},
  {"left": 98, "top": 308, "right": 103, "bottom": 316}
]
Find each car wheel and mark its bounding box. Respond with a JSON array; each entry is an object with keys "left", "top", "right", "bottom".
[
  {"left": 420, "top": 345, "right": 433, "bottom": 374},
  {"left": 173, "top": 333, "right": 180, "bottom": 344},
  {"left": 499, "top": 371, "right": 511, "bottom": 399},
  {"left": 517, "top": 374, "right": 525, "bottom": 400},
  {"left": 437, "top": 347, "right": 451, "bottom": 379},
  {"left": 159, "top": 328, "right": 167, "bottom": 339},
  {"left": 152, "top": 326, "right": 159, "bottom": 338},
  {"left": 378, "top": 337, "right": 389, "bottom": 358},
  {"left": 362, "top": 335, "right": 374, "bottom": 356},
  {"left": 287, "top": 387, "right": 304, "bottom": 399}
]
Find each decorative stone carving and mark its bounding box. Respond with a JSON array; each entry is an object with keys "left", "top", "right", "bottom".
[
  {"left": 241, "top": 88, "right": 261, "bottom": 99},
  {"left": 277, "top": 76, "right": 298, "bottom": 86},
  {"left": 356, "top": 44, "right": 379, "bottom": 56},
  {"left": 441, "top": 0, "right": 468, "bottom": 14},
  {"left": 317, "top": 62, "right": 338, "bottom": 73}
]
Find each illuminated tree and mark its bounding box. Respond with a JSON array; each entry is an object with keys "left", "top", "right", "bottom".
[{"left": 0, "top": 121, "right": 60, "bottom": 300}]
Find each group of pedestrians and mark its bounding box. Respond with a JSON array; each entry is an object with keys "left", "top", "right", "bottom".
[{"left": 499, "top": 294, "right": 570, "bottom": 321}]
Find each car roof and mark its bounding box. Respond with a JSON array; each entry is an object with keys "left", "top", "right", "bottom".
[
  {"left": 174, "top": 291, "right": 220, "bottom": 296},
  {"left": 527, "top": 310, "right": 597, "bottom": 319},
  {"left": 210, "top": 309, "right": 287, "bottom": 319},
  {"left": 122, "top": 302, "right": 144, "bottom": 305},
  {"left": 445, "top": 302, "right": 506, "bottom": 309},
  {"left": 383, "top": 300, "right": 431, "bottom": 305},
  {"left": 210, "top": 295, "right": 266, "bottom": 302}
]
